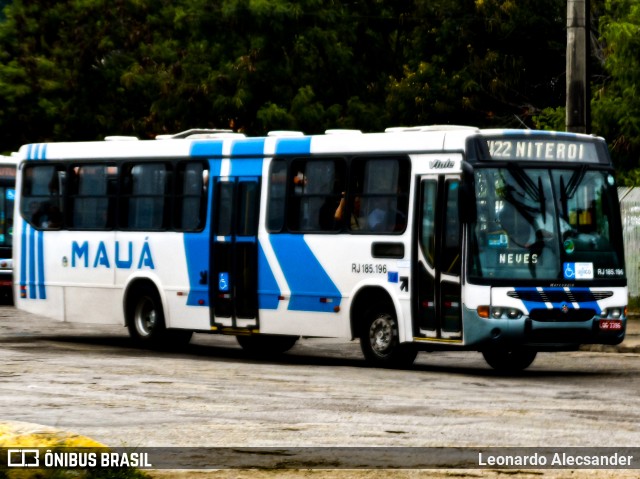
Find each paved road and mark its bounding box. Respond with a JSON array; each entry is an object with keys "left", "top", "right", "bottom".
[{"left": 1, "top": 306, "right": 639, "bottom": 478}]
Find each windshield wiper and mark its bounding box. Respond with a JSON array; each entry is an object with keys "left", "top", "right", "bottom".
[
  {"left": 564, "top": 165, "right": 587, "bottom": 200},
  {"left": 506, "top": 163, "right": 541, "bottom": 203},
  {"left": 503, "top": 164, "right": 547, "bottom": 224}
]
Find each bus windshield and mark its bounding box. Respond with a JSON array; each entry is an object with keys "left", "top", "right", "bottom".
[{"left": 470, "top": 166, "right": 625, "bottom": 282}]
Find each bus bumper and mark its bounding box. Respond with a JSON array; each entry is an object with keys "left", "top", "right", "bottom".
[
  {"left": 463, "top": 307, "right": 626, "bottom": 350},
  {"left": 521, "top": 317, "right": 626, "bottom": 347}
]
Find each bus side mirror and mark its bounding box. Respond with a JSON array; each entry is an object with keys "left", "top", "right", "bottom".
[{"left": 459, "top": 165, "right": 476, "bottom": 224}]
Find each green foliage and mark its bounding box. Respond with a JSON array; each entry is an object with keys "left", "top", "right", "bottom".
[
  {"left": 593, "top": 0, "right": 640, "bottom": 177},
  {"left": 386, "top": 0, "right": 566, "bottom": 127},
  {"left": 0, "top": 0, "right": 638, "bottom": 173},
  {"left": 533, "top": 106, "right": 566, "bottom": 131}
]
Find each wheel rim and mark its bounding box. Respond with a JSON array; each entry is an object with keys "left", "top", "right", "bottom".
[
  {"left": 134, "top": 296, "right": 157, "bottom": 337},
  {"left": 369, "top": 315, "right": 395, "bottom": 357}
]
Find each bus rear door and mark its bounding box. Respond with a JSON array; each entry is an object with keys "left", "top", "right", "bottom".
[
  {"left": 413, "top": 175, "right": 462, "bottom": 341},
  {"left": 210, "top": 176, "right": 261, "bottom": 330}
]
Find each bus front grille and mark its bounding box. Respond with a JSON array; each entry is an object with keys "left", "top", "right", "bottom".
[{"left": 507, "top": 290, "right": 613, "bottom": 304}]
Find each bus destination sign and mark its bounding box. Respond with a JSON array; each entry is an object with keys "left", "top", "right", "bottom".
[{"left": 486, "top": 138, "right": 600, "bottom": 163}]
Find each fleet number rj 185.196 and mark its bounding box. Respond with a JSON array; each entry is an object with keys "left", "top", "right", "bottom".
[{"left": 352, "top": 263, "right": 387, "bottom": 274}]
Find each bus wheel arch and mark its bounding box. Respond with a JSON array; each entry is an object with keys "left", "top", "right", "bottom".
[
  {"left": 351, "top": 286, "right": 417, "bottom": 368},
  {"left": 123, "top": 278, "right": 191, "bottom": 347}
]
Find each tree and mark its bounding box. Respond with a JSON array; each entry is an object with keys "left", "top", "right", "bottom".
[
  {"left": 2, "top": 0, "right": 637, "bottom": 164},
  {"left": 592, "top": 0, "right": 640, "bottom": 179},
  {"left": 0, "top": 0, "right": 409, "bottom": 148},
  {"left": 385, "top": 0, "right": 567, "bottom": 128}
]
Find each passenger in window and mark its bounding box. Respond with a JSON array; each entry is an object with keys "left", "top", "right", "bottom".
[
  {"left": 293, "top": 171, "right": 307, "bottom": 194},
  {"left": 367, "top": 198, "right": 389, "bottom": 231},
  {"left": 366, "top": 197, "right": 408, "bottom": 233}
]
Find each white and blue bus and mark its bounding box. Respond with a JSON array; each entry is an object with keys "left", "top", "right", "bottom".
[
  {"left": 0, "top": 155, "right": 17, "bottom": 302},
  {"left": 13, "top": 126, "right": 627, "bottom": 371}
]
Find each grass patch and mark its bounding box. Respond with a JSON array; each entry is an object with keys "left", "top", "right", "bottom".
[
  {"left": 0, "top": 422, "right": 152, "bottom": 479},
  {"left": 0, "top": 468, "right": 151, "bottom": 478}
]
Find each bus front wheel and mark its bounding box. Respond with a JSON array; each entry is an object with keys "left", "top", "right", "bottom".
[
  {"left": 360, "top": 312, "right": 417, "bottom": 368},
  {"left": 482, "top": 348, "right": 537, "bottom": 372}
]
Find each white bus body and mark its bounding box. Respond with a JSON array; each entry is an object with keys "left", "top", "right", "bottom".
[{"left": 13, "top": 127, "right": 628, "bottom": 370}]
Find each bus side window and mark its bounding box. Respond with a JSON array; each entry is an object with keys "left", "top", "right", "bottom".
[
  {"left": 443, "top": 180, "right": 461, "bottom": 275},
  {"left": 176, "top": 162, "right": 207, "bottom": 231},
  {"left": 21, "top": 164, "right": 65, "bottom": 229},
  {"left": 70, "top": 164, "right": 113, "bottom": 230},
  {"left": 350, "top": 157, "right": 410, "bottom": 234},
  {"left": 420, "top": 180, "right": 437, "bottom": 266},
  {"left": 121, "top": 163, "right": 172, "bottom": 230},
  {"left": 288, "top": 158, "right": 345, "bottom": 233},
  {"left": 267, "top": 159, "right": 287, "bottom": 232}
]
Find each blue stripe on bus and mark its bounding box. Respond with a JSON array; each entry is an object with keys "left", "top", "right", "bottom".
[
  {"left": 258, "top": 241, "right": 280, "bottom": 310},
  {"left": 182, "top": 158, "right": 221, "bottom": 307},
  {"left": 230, "top": 140, "right": 264, "bottom": 176},
  {"left": 20, "top": 222, "right": 27, "bottom": 294},
  {"left": 37, "top": 230, "right": 46, "bottom": 299},
  {"left": 269, "top": 234, "right": 340, "bottom": 312},
  {"left": 190, "top": 140, "right": 224, "bottom": 157},
  {"left": 514, "top": 287, "right": 602, "bottom": 315},
  {"left": 28, "top": 225, "right": 36, "bottom": 298},
  {"left": 275, "top": 137, "right": 312, "bottom": 155},
  {"left": 26, "top": 144, "right": 47, "bottom": 160},
  {"left": 19, "top": 223, "right": 46, "bottom": 300},
  {"left": 235, "top": 236, "right": 256, "bottom": 243},
  {"left": 231, "top": 138, "right": 265, "bottom": 157}
]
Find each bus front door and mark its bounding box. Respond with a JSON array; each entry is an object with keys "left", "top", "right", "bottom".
[
  {"left": 414, "top": 175, "right": 462, "bottom": 341},
  {"left": 210, "top": 177, "right": 261, "bottom": 330}
]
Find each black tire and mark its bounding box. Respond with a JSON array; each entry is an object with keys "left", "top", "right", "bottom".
[
  {"left": 126, "top": 283, "right": 192, "bottom": 348},
  {"left": 360, "top": 311, "right": 417, "bottom": 368},
  {"left": 482, "top": 348, "right": 537, "bottom": 372},
  {"left": 236, "top": 334, "right": 299, "bottom": 356}
]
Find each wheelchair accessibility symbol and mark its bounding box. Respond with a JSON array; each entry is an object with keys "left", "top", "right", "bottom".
[
  {"left": 564, "top": 263, "right": 575, "bottom": 279},
  {"left": 564, "top": 262, "right": 594, "bottom": 280},
  {"left": 218, "top": 272, "right": 230, "bottom": 292}
]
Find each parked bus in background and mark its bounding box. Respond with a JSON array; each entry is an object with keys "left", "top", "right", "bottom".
[
  {"left": 12, "top": 126, "right": 627, "bottom": 371},
  {"left": 0, "top": 155, "right": 16, "bottom": 303}
]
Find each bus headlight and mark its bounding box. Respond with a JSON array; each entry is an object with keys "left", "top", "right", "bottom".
[
  {"left": 507, "top": 308, "right": 522, "bottom": 319},
  {"left": 478, "top": 306, "right": 523, "bottom": 320},
  {"left": 601, "top": 308, "right": 624, "bottom": 319}
]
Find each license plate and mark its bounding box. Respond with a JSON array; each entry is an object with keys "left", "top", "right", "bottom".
[{"left": 599, "top": 319, "right": 623, "bottom": 331}]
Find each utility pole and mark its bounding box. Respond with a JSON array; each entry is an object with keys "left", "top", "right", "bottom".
[{"left": 566, "top": 0, "right": 590, "bottom": 133}]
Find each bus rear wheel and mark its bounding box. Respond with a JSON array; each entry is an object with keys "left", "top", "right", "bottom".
[
  {"left": 360, "top": 312, "right": 417, "bottom": 368},
  {"left": 482, "top": 348, "right": 537, "bottom": 372},
  {"left": 126, "top": 283, "right": 192, "bottom": 347}
]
